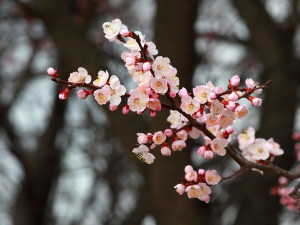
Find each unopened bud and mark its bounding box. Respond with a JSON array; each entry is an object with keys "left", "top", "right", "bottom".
[{"left": 142, "top": 62, "right": 151, "bottom": 71}]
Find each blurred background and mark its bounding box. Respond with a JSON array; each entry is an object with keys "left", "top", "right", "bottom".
[{"left": 0, "top": 0, "right": 300, "bottom": 224}]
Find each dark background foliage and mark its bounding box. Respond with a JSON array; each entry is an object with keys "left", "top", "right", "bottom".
[{"left": 0, "top": 0, "right": 299, "bottom": 225}]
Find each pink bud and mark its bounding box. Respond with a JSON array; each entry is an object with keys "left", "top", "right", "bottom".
[
  {"left": 142, "top": 62, "right": 151, "bottom": 71},
  {"left": 230, "top": 75, "right": 240, "bottom": 86},
  {"left": 146, "top": 87, "right": 153, "bottom": 95},
  {"left": 77, "top": 89, "right": 89, "bottom": 99},
  {"left": 178, "top": 88, "right": 188, "bottom": 98},
  {"left": 195, "top": 110, "right": 203, "bottom": 118},
  {"left": 150, "top": 110, "right": 157, "bottom": 117},
  {"left": 59, "top": 88, "right": 70, "bottom": 100},
  {"left": 184, "top": 165, "right": 194, "bottom": 173},
  {"left": 225, "top": 101, "right": 236, "bottom": 111},
  {"left": 152, "top": 92, "right": 159, "bottom": 99},
  {"left": 122, "top": 105, "right": 130, "bottom": 114},
  {"left": 164, "top": 129, "right": 173, "bottom": 137},
  {"left": 278, "top": 177, "right": 288, "bottom": 186},
  {"left": 198, "top": 169, "right": 206, "bottom": 176},
  {"left": 47, "top": 67, "right": 56, "bottom": 76},
  {"left": 197, "top": 146, "right": 206, "bottom": 156},
  {"left": 249, "top": 97, "right": 262, "bottom": 106},
  {"left": 120, "top": 29, "right": 130, "bottom": 37},
  {"left": 204, "top": 151, "right": 214, "bottom": 159},
  {"left": 125, "top": 56, "right": 135, "bottom": 66},
  {"left": 156, "top": 104, "right": 162, "bottom": 111},
  {"left": 228, "top": 92, "right": 239, "bottom": 101},
  {"left": 137, "top": 111, "right": 144, "bottom": 115},
  {"left": 161, "top": 146, "right": 171, "bottom": 156},
  {"left": 109, "top": 105, "right": 118, "bottom": 111},
  {"left": 168, "top": 91, "right": 176, "bottom": 98},
  {"left": 225, "top": 126, "right": 234, "bottom": 134},
  {"left": 210, "top": 92, "right": 217, "bottom": 100}
]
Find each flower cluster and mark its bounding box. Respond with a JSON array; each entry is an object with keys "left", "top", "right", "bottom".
[
  {"left": 238, "top": 127, "right": 283, "bottom": 162},
  {"left": 174, "top": 165, "right": 221, "bottom": 203},
  {"left": 47, "top": 18, "right": 300, "bottom": 208},
  {"left": 271, "top": 177, "right": 300, "bottom": 212}
]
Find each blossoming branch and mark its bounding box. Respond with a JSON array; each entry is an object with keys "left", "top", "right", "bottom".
[{"left": 47, "top": 19, "right": 300, "bottom": 210}]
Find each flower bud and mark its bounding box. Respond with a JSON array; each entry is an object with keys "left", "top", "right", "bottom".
[
  {"left": 179, "top": 88, "right": 188, "bottom": 98},
  {"left": 168, "top": 91, "right": 176, "bottom": 98},
  {"left": 120, "top": 28, "right": 130, "bottom": 37},
  {"left": 164, "top": 129, "right": 173, "bottom": 137},
  {"left": 249, "top": 97, "right": 262, "bottom": 106},
  {"left": 197, "top": 146, "right": 206, "bottom": 156},
  {"left": 228, "top": 92, "right": 239, "bottom": 101},
  {"left": 229, "top": 75, "right": 240, "bottom": 86},
  {"left": 150, "top": 110, "right": 157, "bottom": 117},
  {"left": 225, "top": 101, "right": 236, "bottom": 111},
  {"left": 47, "top": 67, "right": 56, "bottom": 76},
  {"left": 161, "top": 146, "right": 171, "bottom": 156},
  {"left": 59, "top": 88, "right": 70, "bottom": 100},
  {"left": 198, "top": 169, "right": 206, "bottom": 176},
  {"left": 174, "top": 184, "right": 185, "bottom": 195},
  {"left": 122, "top": 105, "right": 130, "bottom": 114},
  {"left": 109, "top": 105, "right": 118, "bottom": 111},
  {"left": 204, "top": 151, "right": 214, "bottom": 159},
  {"left": 142, "top": 62, "right": 151, "bottom": 71},
  {"left": 210, "top": 92, "right": 217, "bottom": 100}
]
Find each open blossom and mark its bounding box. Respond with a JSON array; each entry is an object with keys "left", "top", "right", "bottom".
[
  {"left": 218, "top": 110, "right": 235, "bottom": 128},
  {"left": 193, "top": 85, "right": 211, "bottom": 104},
  {"left": 132, "top": 144, "right": 155, "bottom": 164},
  {"left": 246, "top": 138, "right": 272, "bottom": 160},
  {"left": 128, "top": 88, "right": 149, "bottom": 112},
  {"left": 167, "top": 110, "right": 185, "bottom": 129},
  {"left": 205, "top": 170, "right": 221, "bottom": 186},
  {"left": 161, "top": 146, "right": 171, "bottom": 156},
  {"left": 210, "top": 99, "right": 224, "bottom": 118},
  {"left": 235, "top": 105, "right": 248, "bottom": 119},
  {"left": 181, "top": 95, "right": 200, "bottom": 115},
  {"left": 238, "top": 127, "right": 255, "bottom": 149},
  {"left": 151, "top": 78, "right": 168, "bottom": 94},
  {"left": 102, "top": 19, "right": 127, "bottom": 42},
  {"left": 109, "top": 76, "right": 126, "bottom": 106},
  {"left": 186, "top": 183, "right": 211, "bottom": 203},
  {"left": 211, "top": 138, "right": 228, "bottom": 156},
  {"left": 124, "top": 38, "right": 140, "bottom": 51},
  {"left": 137, "top": 133, "right": 148, "bottom": 144},
  {"left": 185, "top": 169, "right": 198, "bottom": 182},
  {"left": 174, "top": 184, "right": 186, "bottom": 195},
  {"left": 93, "top": 70, "right": 109, "bottom": 87},
  {"left": 153, "top": 131, "right": 166, "bottom": 145},
  {"left": 94, "top": 85, "right": 111, "bottom": 105},
  {"left": 152, "top": 56, "right": 171, "bottom": 79},
  {"left": 176, "top": 130, "right": 188, "bottom": 141},
  {"left": 245, "top": 78, "right": 262, "bottom": 94},
  {"left": 68, "top": 67, "right": 91, "bottom": 84},
  {"left": 147, "top": 98, "right": 161, "bottom": 111},
  {"left": 172, "top": 140, "right": 186, "bottom": 151},
  {"left": 267, "top": 138, "right": 284, "bottom": 156}
]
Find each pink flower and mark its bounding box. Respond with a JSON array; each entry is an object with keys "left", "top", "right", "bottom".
[
  {"left": 205, "top": 170, "right": 221, "bottom": 185},
  {"left": 249, "top": 97, "right": 262, "bottom": 106},
  {"left": 151, "top": 78, "right": 168, "bottom": 94},
  {"left": 235, "top": 105, "right": 248, "bottom": 119},
  {"left": 127, "top": 88, "right": 149, "bottom": 112},
  {"left": 120, "top": 28, "right": 130, "bottom": 37},
  {"left": 94, "top": 85, "right": 111, "bottom": 105},
  {"left": 198, "top": 169, "right": 205, "bottom": 176},
  {"left": 172, "top": 140, "right": 186, "bottom": 151},
  {"left": 225, "top": 101, "right": 236, "bottom": 111},
  {"left": 229, "top": 75, "right": 240, "bottom": 86},
  {"left": 137, "top": 133, "right": 148, "bottom": 144},
  {"left": 211, "top": 138, "right": 228, "bottom": 156},
  {"left": 185, "top": 170, "right": 198, "bottom": 182},
  {"left": 147, "top": 98, "right": 161, "bottom": 111},
  {"left": 184, "top": 165, "right": 194, "bottom": 173},
  {"left": 174, "top": 184, "right": 186, "bottom": 195},
  {"left": 69, "top": 67, "right": 91, "bottom": 84},
  {"left": 153, "top": 131, "right": 166, "bottom": 145},
  {"left": 180, "top": 95, "right": 200, "bottom": 115},
  {"left": 125, "top": 56, "right": 135, "bottom": 66},
  {"left": 161, "top": 146, "right": 171, "bottom": 156},
  {"left": 246, "top": 138, "right": 272, "bottom": 160},
  {"left": 176, "top": 130, "right": 188, "bottom": 141}
]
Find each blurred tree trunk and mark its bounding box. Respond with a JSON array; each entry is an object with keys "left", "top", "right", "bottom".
[{"left": 232, "top": 1, "right": 300, "bottom": 224}]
